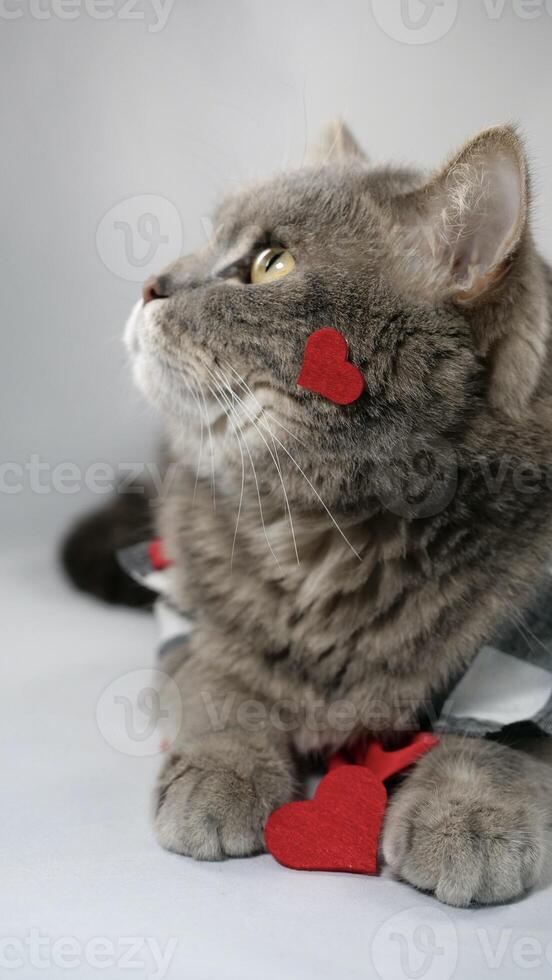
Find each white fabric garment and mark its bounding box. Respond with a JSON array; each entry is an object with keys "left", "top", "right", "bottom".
[{"left": 442, "top": 646, "right": 552, "bottom": 727}]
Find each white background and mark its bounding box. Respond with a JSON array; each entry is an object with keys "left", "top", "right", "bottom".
[
  {"left": 2, "top": 0, "right": 552, "bottom": 543},
  {"left": 3, "top": 6, "right": 552, "bottom": 979}
]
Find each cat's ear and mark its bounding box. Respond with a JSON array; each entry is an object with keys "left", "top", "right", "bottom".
[
  {"left": 397, "top": 126, "right": 548, "bottom": 417},
  {"left": 400, "top": 126, "right": 527, "bottom": 301},
  {"left": 305, "top": 120, "right": 367, "bottom": 167}
]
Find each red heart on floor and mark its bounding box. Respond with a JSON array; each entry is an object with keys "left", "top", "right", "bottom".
[
  {"left": 297, "top": 328, "right": 365, "bottom": 406},
  {"left": 355, "top": 732, "right": 439, "bottom": 781},
  {"left": 265, "top": 766, "right": 386, "bottom": 874}
]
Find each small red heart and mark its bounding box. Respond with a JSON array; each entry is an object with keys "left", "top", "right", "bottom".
[
  {"left": 297, "top": 328, "right": 365, "bottom": 405},
  {"left": 355, "top": 733, "right": 439, "bottom": 782},
  {"left": 265, "top": 766, "right": 386, "bottom": 874},
  {"left": 148, "top": 538, "right": 172, "bottom": 571}
]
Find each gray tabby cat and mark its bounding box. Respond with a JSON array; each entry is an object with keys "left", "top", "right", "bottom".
[{"left": 69, "top": 122, "right": 552, "bottom": 906}]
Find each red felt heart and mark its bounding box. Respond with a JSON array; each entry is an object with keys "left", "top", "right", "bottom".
[
  {"left": 356, "top": 732, "right": 439, "bottom": 782},
  {"left": 265, "top": 766, "right": 386, "bottom": 874},
  {"left": 297, "top": 328, "right": 365, "bottom": 405},
  {"left": 148, "top": 538, "right": 172, "bottom": 571}
]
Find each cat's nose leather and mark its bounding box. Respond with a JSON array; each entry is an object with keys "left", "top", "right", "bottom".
[{"left": 142, "top": 276, "right": 167, "bottom": 305}]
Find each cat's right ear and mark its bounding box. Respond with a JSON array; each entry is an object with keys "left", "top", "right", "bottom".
[
  {"left": 394, "top": 126, "right": 548, "bottom": 418},
  {"left": 305, "top": 120, "right": 367, "bottom": 167},
  {"left": 396, "top": 126, "right": 528, "bottom": 302}
]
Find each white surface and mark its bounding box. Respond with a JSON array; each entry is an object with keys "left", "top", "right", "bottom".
[
  {"left": 444, "top": 646, "right": 552, "bottom": 727},
  {"left": 3, "top": 543, "right": 552, "bottom": 980}
]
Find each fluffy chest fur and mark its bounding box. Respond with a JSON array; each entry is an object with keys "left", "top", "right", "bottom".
[{"left": 160, "top": 441, "right": 552, "bottom": 753}]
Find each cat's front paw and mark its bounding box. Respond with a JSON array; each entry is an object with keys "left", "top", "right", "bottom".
[
  {"left": 382, "top": 738, "right": 546, "bottom": 907},
  {"left": 154, "top": 736, "right": 294, "bottom": 860}
]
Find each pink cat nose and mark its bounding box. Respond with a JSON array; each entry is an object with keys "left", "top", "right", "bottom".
[{"left": 142, "top": 276, "right": 166, "bottom": 305}]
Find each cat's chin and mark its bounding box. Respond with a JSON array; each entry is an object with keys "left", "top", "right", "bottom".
[
  {"left": 124, "top": 298, "right": 177, "bottom": 403},
  {"left": 123, "top": 297, "right": 281, "bottom": 466},
  {"left": 124, "top": 296, "right": 168, "bottom": 356},
  {"left": 127, "top": 333, "right": 230, "bottom": 447},
  {"left": 123, "top": 298, "right": 144, "bottom": 356}
]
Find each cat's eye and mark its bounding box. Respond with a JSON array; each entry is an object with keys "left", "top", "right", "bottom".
[{"left": 250, "top": 246, "right": 295, "bottom": 285}]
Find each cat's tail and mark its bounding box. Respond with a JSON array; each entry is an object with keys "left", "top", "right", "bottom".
[{"left": 60, "top": 486, "right": 156, "bottom": 608}]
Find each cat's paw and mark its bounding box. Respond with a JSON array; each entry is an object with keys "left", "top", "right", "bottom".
[
  {"left": 153, "top": 737, "right": 294, "bottom": 860},
  {"left": 382, "top": 738, "right": 546, "bottom": 907}
]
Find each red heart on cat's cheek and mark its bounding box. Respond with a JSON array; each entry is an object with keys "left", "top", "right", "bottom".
[
  {"left": 265, "top": 766, "right": 386, "bottom": 874},
  {"left": 297, "top": 328, "right": 365, "bottom": 406}
]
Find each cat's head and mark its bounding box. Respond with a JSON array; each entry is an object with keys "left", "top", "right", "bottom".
[{"left": 125, "top": 122, "right": 547, "bottom": 515}]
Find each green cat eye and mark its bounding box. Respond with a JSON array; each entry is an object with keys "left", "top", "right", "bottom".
[{"left": 250, "top": 246, "right": 295, "bottom": 284}]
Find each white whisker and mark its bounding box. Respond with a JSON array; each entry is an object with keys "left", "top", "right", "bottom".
[
  {"left": 195, "top": 372, "right": 217, "bottom": 511},
  {"left": 202, "top": 382, "right": 245, "bottom": 570},
  {"left": 214, "top": 365, "right": 300, "bottom": 565},
  {"left": 223, "top": 361, "right": 308, "bottom": 449},
  {"left": 204, "top": 367, "right": 283, "bottom": 571},
  {"left": 179, "top": 373, "right": 206, "bottom": 504},
  {"left": 218, "top": 365, "right": 361, "bottom": 561}
]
